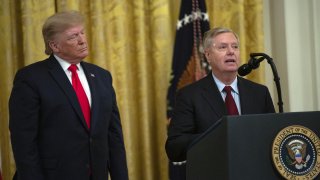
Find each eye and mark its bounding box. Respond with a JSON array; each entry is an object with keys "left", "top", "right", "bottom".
[
  {"left": 68, "top": 34, "right": 78, "bottom": 40},
  {"left": 232, "top": 44, "right": 239, "bottom": 50},
  {"left": 217, "top": 45, "right": 227, "bottom": 51}
]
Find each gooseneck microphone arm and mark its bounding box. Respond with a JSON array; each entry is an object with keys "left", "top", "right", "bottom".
[{"left": 239, "top": 53, "right": 283, "bottom": 113}]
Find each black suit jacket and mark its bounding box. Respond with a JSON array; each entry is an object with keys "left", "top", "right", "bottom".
[
  {"left": 9, "top": 55, "right": 128, "bottom": 180},
  {"left": 166, "top": 73, "right": 275, "bottom": 162}
]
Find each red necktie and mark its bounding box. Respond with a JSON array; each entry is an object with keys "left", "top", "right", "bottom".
[
  {"left": 68, "top": 64, "right": 91, "bottom": 128},
  {"left": 223, "top": 86, "right": 239, "bottom": 115}
]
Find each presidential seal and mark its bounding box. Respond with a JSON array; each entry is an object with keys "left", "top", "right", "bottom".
[{"left": 272, "top": 125, "right": 320, "bottom": 179}]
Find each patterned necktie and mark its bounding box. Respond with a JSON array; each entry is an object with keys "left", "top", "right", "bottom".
[
  {"left": 68, "top": 64, "right": 91, "bottom": 128},
  {"left": 223, "top": 86, "right": 239, "bottom": 115}
]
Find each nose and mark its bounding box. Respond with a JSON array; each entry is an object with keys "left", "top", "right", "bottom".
[
  {"left": 78, "top": 34, "right": 86, "bottom": 43},
  {"left": 226, "top": 46, "right": 235, "bottom": 54}
]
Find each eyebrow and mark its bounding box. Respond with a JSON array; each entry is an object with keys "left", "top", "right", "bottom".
[
  {"left": 214, "top": 43, "right": 239, "bottom": 47},
  {"left": 65, "top": 28, "right": 85, "bottom": 35}
]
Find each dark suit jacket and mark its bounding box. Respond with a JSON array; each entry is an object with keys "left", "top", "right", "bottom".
[
  {"left": 9, "top": 55, "right": 128, "bottom": 180},
  {"left": 166, "top": 73, "right": 275, "bottom": 162}
]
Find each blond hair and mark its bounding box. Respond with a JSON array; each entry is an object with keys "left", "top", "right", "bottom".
[
  {"left": 42, "top": 11, "right": 85, "bottom": 55},
  {"left": 202, "top": 27, "right": 239, "bottom": 51}
]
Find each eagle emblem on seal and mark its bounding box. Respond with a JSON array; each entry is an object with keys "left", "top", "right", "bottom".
[{"left": 286, "top": 139, "right": 310, "bottom": 170}]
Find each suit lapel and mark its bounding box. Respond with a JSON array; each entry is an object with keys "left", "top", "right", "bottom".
[
  {"left": 237, "top": 77, "right": 250, "bottom": 114},
  {"left": 200, "top": 75, "right": 227, "bottom": 117},
  {"left": 47, "top": 56, "right": 89, "bottom": 131}
]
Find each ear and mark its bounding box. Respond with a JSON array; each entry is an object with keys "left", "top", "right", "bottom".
[
  {"left": 204, "top": 49, "right": 210, "bottom": 61},
  {"left": 49, "top": 41, "right": 60, "bottom": 53}
]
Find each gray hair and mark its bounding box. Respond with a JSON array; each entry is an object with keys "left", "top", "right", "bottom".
[
  {"left": 202, "top": 27, "right": 240, "bottom": 51},
  {"left": 42, "top": 11, "right": 85, "bottom": 55}
]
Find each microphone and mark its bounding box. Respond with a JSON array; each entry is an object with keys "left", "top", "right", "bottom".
[
  {"left": 238, "top": 56, "right": 264, "bottom": 76},
  {"left": 237, "top": 52, "right": 283, "bottom": 113}
]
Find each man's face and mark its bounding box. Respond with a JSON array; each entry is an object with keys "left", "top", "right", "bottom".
[
  {"left": 50, "top": 25, "right": 88, "bottom": 63},
  {"left": 204, "top": 32, "right": 240, "bottom": 76}
]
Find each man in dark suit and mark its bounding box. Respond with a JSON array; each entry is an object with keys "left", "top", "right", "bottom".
[
  {"left": 166, "top": 27, "right": 275, "bottom": 163},
  {"left": 9, "top": 11, "right": 128, "bottom": 180}
]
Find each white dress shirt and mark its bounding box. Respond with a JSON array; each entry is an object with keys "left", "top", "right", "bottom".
[
  {"left": 212, "top": 73, "right": 241, "bottom": 114},
  {"left": 54, "top": 54, "right": 92, "bottom": 106}
]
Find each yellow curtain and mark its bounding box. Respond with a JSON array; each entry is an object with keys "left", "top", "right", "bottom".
[
  {"left": 206, "top": 0, "right": 265, "bottom": 82},
  {"left": 0, "top": 0, "right": 264, "bottom": 179}
]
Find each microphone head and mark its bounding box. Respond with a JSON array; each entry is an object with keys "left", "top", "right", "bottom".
[
  {"left": 238, "top": 64, "right": 252, "bottom": 76},
  {"left": 248, "top": 57, "right": 260, "bottom": 69}
]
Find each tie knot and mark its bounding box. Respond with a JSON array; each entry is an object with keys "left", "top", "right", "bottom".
[
  {"left": 223, "top": 86, "right": 233, "bottom": 94},
  {"left": 68, "top": 64, "right": 78, "bottom": 73}
]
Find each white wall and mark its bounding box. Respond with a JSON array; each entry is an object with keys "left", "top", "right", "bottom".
[{"left": 263, "top": 0, "right": 320, "bottom": 112}]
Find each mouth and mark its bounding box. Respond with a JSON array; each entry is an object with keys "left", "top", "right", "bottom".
[
  {"left": 79, "top": 47, "right": 88, "bottom": 52},
  {"left": 225, "top": 59, "right": 236, "bottom": 63}
]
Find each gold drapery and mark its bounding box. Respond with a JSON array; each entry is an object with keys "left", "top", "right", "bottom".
[{"left": 0, "top": 0, "right": 264, "bottom": 179}]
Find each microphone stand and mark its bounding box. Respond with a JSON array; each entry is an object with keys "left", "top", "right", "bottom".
[{"left": 250, "top": 53, "right": 283, "bottom": 113}]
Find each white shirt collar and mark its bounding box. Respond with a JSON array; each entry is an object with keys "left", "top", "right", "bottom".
[
  {"left": 212, "top": 73, "right": 239, "bottom": 94},
  {"left": 54, "top": 54, "right": 81, "bottom": 71}
]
